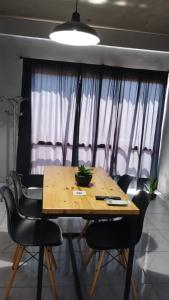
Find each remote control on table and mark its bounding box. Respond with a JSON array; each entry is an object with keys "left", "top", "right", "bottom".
[
  {"left": 106, "top": 199, "right": 128, "bottom": 206},
  {"left": 95, "top": 196, "right": 121, "bottom": 200}
]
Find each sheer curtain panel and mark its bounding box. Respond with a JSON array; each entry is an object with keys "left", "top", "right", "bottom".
[
  {"left": 31, "top": 64, "right": 78, "bottom": 174},
  {"left": 78, "top": 68, "right": 101, "bottom": 166}
]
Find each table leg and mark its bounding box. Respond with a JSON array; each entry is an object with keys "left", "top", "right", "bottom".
[
  {"left": 67, "top": 233, "right": 84, "bottom": 300},
  {"left": 123, "top": 245, "right": 135, "bottom": 300},
  {"left": 36, "top": 246, "right": 44, "bottom": 300}
]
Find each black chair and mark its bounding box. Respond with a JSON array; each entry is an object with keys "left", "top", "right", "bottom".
[
  {"left": 84, "top": 191, "right": 149, "bottom": 300},
  {"left": 7, "top": 171, "right": 58, "bottom": 269},
  {"left": 78, "top": 174, "right": 133, "bottom": 243},
  {"left": 0, "top": 186, "right": 63, "bottom": 300},
  {"left": 117, "top": 174, "right": 133, "bottom": 193},
  {"left": 7, "top": 170, "right": 56, "bottom": 219}
]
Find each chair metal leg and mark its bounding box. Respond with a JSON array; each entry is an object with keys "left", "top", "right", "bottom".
[
  {"left": 3, "top": 245, "right": 24, "bottom": 300},
  {"left": 44, "top": 247, "right": 57, "bottom": 300},
  {"left": 88, "top": 251, "right": 106, "bottom": 300},
  {"left": 123, "top": 245, "right": 135, "bottom": 300}
]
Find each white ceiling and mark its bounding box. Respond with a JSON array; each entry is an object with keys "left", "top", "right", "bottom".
[
  {"left": 1, "top": 0, "right": 169, "bottom": 51},
  {"left": 1, "top": 0, "right": 169, "bottom": 34}
]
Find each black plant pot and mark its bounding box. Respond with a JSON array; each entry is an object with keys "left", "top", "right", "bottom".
[{"left": 75, "top": 173, "right": 92, "bottom": 187}]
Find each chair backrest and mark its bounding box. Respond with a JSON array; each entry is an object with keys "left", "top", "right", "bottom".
[
  {"left": 0, "top": 186, "right": 22, "bottom": 243},
  {"left": 117, "top": 174, "right": 133, "bottom": 194},
  {"left": 8, "top": 171, "right": 23, "bottom": 202},
  {"left": 131, "top": 190, "right": 149, "bottom": 245}
]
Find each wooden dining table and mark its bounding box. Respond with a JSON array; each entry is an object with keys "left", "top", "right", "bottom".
[{"left": 36, "top": 166, "right": 139, "bottom": 300}]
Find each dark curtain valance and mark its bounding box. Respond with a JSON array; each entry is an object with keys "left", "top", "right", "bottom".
[{"left": 19, "top": 57, "right": 167, "bottom": 80}]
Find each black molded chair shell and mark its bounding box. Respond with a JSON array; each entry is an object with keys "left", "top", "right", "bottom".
[
  {"left": 85, "top": 191, "right": 149, "bottom": 250},
  {"left": 85, "top": 218, "right": 131, "bottom": 250},
  {"left": 0, "top": 186, "right": 62, "bottom": 247},
  {"left": 8, "top": 171, "right": 23, "bottom": 202},
  {"left": 117, "top": 174, "right": 133, "bottom": 194},
  {"left": 14, "top": 217, "right": 62, "bottom": 246},
  {"left": 8, "top": 171, "right": 56, "bottom": 219},
  {"left": 19, "top": 195, "right": 43, "bottom": 219}
]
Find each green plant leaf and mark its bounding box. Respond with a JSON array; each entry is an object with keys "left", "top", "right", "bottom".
[
  {"left": 78, "top": 165, "right": 92, "bottom": 176},
  {"left": 146, "top": 177, "right": 158, "bottom": 194}
]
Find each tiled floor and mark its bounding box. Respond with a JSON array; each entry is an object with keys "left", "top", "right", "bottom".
[{"left": 1, "top": 191, "right": 169, "bottom": 299}]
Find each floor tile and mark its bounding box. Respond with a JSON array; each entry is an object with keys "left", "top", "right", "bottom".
[
  {"left": 158, "top": 230, "right": 169, "bottom": 244},
  {"left": 136, "top": 229, "right": 169, "bottom": 253},
  {"left": 57, "top": 217, "right": 83, "bottom": 234},
  {"left": 0, "top": 229, "right": 16, "bottom": 253},
  {"left": 137, "top": 283, "right": 160, "bottom": 300},
  {"left": 147, "top": 213, "right": 169, "bottom": 230},
  {"left": 153, "top": 284, "right": 169, "bottom": 300},
  {"left": 0, "top": 286, "right": 77, "bottom": 300},
  {"left": 80, "top": 283, "right": 160, "bottom": 300},
  {"left": 1, "top": 192, "right": 169, "bottom": 299},
  {"left": 147, "top": 196, "right": 169, "bottom": 214},
  {"left": 139, "top": 251, "right": 169, "bottom": 283}
]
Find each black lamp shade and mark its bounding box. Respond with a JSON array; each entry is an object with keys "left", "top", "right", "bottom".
[{"left": 49, "top": 11, "right": 100, "bottom": 46}]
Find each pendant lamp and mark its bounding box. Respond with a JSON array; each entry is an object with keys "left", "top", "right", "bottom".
[{"left": 49, "top": 0, "right": 100, "bottom": 46}]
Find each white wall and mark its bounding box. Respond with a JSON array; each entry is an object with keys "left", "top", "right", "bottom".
[
  {"left": 158, "top": 82, "right": 169, "bottom": 197},
  {"left": 1, "top": 34, "right": 169, "bottom": 182}
]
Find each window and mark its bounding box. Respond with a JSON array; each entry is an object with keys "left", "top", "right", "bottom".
[{"left": 21, "top": 61, "right": 166, "bottom": 179}]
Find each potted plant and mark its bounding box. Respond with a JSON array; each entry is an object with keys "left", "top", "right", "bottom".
[
  {"left": 75, "top": 165, "right": 93, "bottom": 187},
  {"left": 146, "top": 177, "right": 158, "bottom": 200}
]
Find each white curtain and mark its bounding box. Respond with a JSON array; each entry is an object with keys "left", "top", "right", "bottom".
[
  {"left": 31, "top": 65, "right": 77, "bottom": 174},
  {"left": 78, "top": 73, "right": 100, "bottom": 166},
  {"left": 96, "top": 77, "right": 164, "bottom": 177},
  {"left": 30, "top": 65, "right": 166, "bottom": 178}
]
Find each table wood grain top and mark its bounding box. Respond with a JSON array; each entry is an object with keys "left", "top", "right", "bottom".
[{"left": 43, "top": 166, "right": 139, "bottom": 215}]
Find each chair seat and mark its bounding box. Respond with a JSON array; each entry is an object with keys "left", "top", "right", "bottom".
[
  {"left": 15, "top": 218, "right": 62, "bottom": 246},
  {"left": 23, "top": 187, "right": 43, "bottom": 200},
  {"left": 19, "top": 195, "right": 57, "bottom": 219},
  {"left": 85, "top": 219, "right": 132, "bottom": 250}
]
